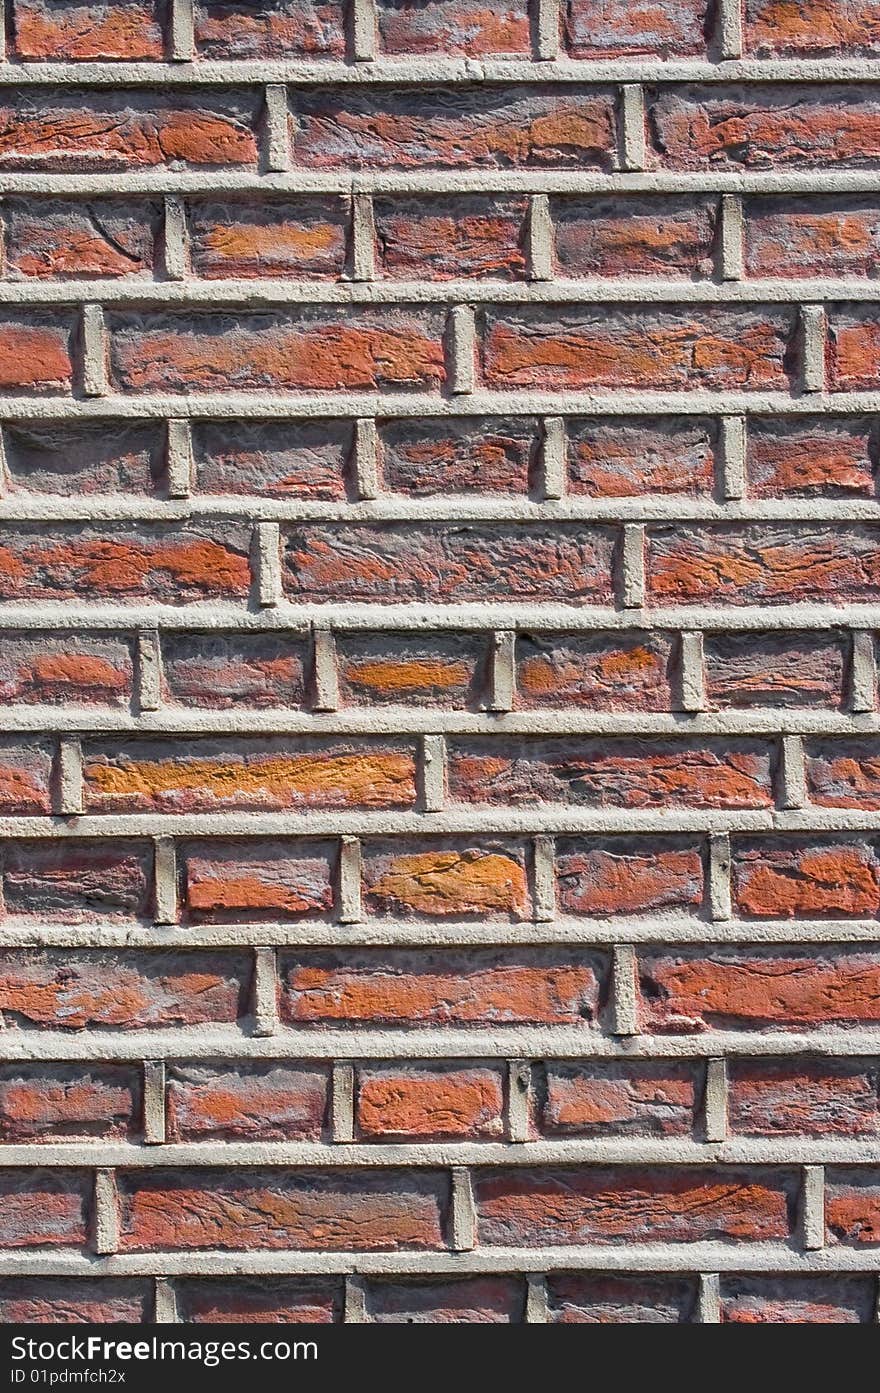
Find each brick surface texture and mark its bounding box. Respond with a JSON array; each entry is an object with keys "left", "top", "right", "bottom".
[{"left": 0, "top": 0, "right": 877, "bottom": 1329}]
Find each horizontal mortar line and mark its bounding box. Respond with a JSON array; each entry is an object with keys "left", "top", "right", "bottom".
[
  {"left": 1, "top": 1028, "right": 880, "bottom": 1063},
  {"left": 0, "top": 1246, "right": 872, "bottom": 1278}
]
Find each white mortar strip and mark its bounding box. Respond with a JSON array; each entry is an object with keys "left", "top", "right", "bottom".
[
  {"left": 353, "top": 417, "right": 380, "bottom": 500},
  {"left": 720, "top": 194, "right": 745, "bottom": 280},
  {"left": 619, "top": 85, "right": 647, "bottom": 172},
  {"left": 351, "top": 0, "right": 377, "bottom": 62},
  {"left": 535, "top": 0, "right": 559, "bottom": 61},
  {"left": 153, "top": 1278, "right": 179, "bottom": 1323},
  {"left": 142, "top": 1061, "right": 167, "bottom": 1146},
  {"left": 780, "top": 734, "right": 807, "bottom": 811},
  {"left": 337, "top": 836, "right": 363, "bottom": 925},
  {"left": 152, "top": 837, "right": 178, "bottom": 926},
  {"left": 717, "top": 0, "right": 743, "bottom": 59},
  {"left": 527, "top": 194, "right": 554, "bottom": 281},
  {"left": 850, "top": 632, "right": 877, "bottom": 714},
  {"left": 350, "top": 194, "right": 376, "bottom": 282},
  {"left": 703, "top": 1058, "right": 728, "bottom": 1144},
  {"left": 81, "top": 305, "right": 107, "bottom": 398},
  {"left": 539, "top": 417, "right": 567, "bottom": 500},
  {"left": 254, "top": 521, "right": 281, "bottom": 608},
  {"left": 343, "top": 1276, "right": 368, "bottom": 1323},
  {"left": 263, "top": 84, "right": 290, "bottom": 172},
  {"left": 136, "top": 630, "right": 162, "bottom": 713},
  {"left": 251, "top": 946, "right": 278, "bottom": 1037},
  {"left": 697, "top": 1273, "right": 721, "bottom": 1323},
  {"left": 446, "top": 305, "right": 477, "bottom": 396},
  {"left": 679, "top": 632, "right": 706, "bottom": 714},
  {"left": 800, "top": 1166, "right": 826, "bottom": 1252},
  {"left": 620, "top": 524, "right": 645, "bottom": 610},
  {"left": 165, "top": 418, "right": 193, "bottom": 498},
  {"left": 719, "top": 415, "right": 747, "bottom": 501},
  {"left": 525, "top": 1274, "right": 549, "bottom": 1322},
  {"left": 708, "top": 833, "right": 733, "bottom": 924},
  {"left": 800, "top": 305, "right": 828, "bottom": 394},
  {"left": 332, "top": 1062, "right": 355, "bottom": 1144},
  {"left": 419, "top": 734, "right": 447, "bottom": 813},
  {"left": 531, "top": 835, "right": 557, "bottom": 924},
  {"left": 487, "top": 630, "right": 516, "bottom": 713},
  {"left": 56, "top": 737, "right": 84, "bottom": 816},
  {"left": 610, "top": 945, "right": 639, "bottom": 1038},
  {"left": 311, "top": 627, "right": 340, "bottom": 712},
  {"left": 506, "top": 1061, "right": 532, "bottom": 1144},
  {"left": 451, "top": 1168, "right": 477, "bottom": 1252},
  {"left": 161, "top": 198, "right": 188, "bottom": 282},
  {"left": 93, "top": 1169, "right": 120, "bottom": 1256},
  {"left": 170, "top": 0, "right": 195, "bottom": 61}
]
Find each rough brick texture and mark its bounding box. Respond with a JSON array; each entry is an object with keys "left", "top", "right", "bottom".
[{"left": 0, "top": 0, "right": 876, "bottom": 1329}]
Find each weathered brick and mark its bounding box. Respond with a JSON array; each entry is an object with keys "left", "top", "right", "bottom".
[
  {"left": 553, "top": 196, "right": 717, "bottom": 278},
  {"left": 826, "top": 1172, "right": 880, "bottom": 1246},
  {"left": 182, "top": 840, "right": 335, "bottom": 920},
  {"left": 12, "top": 0, "right": 165, "bottom": 59},
  {"left": 0, "top": 316, "right": 73, "bottom": 394},
  {"left": 336, "top": 634, "right": 488, "bottom": 709},
  {"left": 448, "top": 738, "right": 773, "bottom": 809},
  {"left": 0, "top": 632, "right": 134, "bottom": 706},
  {"left": 746, "top": 420, "right": 877, "bottom": 498},
  {"left": 376, "top": 0, "right": 531, "bottom": 56},
  {"left": 704, "top": 633, "right": 847, "bottom": 709},
  {"left": 732, "top": 838, "right": 880, "bottom": 918},
  {"left": 374, "top": 197, "right": 529, "bottom": 281},
  {"left": 566, "top": 418, "right": 717, "bottom": 498},
  {"left": 547, "top": 1273, "right": 696, "bottom": 1323},
  {"left": 192, "top": 420, "right": 351, "bottom": 498},
  {"left": 83, "top": 738, "right": 417, "bottom": 812},
  {"left": 3, "top": 422, "right": 164, "bottom": 496},
  {"left": 367, "top": 1278, "right": 523, "bottom": 1323},
  {"left": 720, "top": 1276, "right": 876, "bottom": 1324},
  {"left": 0, "top": 742, "right": 53, "bottom": 815},
  {"left": 540, "top": 1061, "right": 696, "bottom": 1137},
  {"left": 117, "top": 1170, "right": 449, "bottom": 1251},
  {"left": 378, "top": 418, "right": 536, "bottom": 495},
  {"left": 193, "top": 0, "right": 346, "bottom": 58},
  {"left": 356, "top": 1064, "right": 506, "bottom": 1139},
  {"left": 161, "top": 633, "right": 307, "bottom": 709},
  {"left": 362, "top": 840, "right": 531, "bottom": 920},
  {"left": 187, "top": 199, "right": 348, "bottom": 280},
  {"left": 556, "top": 837, "right": 704, "bottom": 916},
  {"left": 515, "top": 632, "right": 675, "bottom": 711},
  {"left": 0, "top": 950, "right": 248, "bottom": 1030},
  {"left": 6, "top": 198, "right": 158, "bottom": 279},
  {"left": 475, "top": 1168, "right": 794, "bottom": 1244},
  {"left": 728, "top": 1060, "right": 880, "bottom": 1137},
  {"left": 3, "top": 840, "right": 152, "bottom": 920},
  {"left": 167, "top": 1063, "right": 330, "bottom": 1142},
  {"left": 0, "top": 1172, "right": 89, "bottom": 1248},
  {"left": 807, "top": 741, "right": 880, "bottom": 810},
  {"left": 744, "top": 0, "right": 880, "bottom": 57},
  {"left": 564, "top": 0, "right": 708, "bottom": 57},
  {"left": 0, "top": 1279, "right": 150, "bottom": 1323},
  {"left": 175, "top": 1279, "right": 342, "bottom": 1323},
  {"left": 0, "top": 1063, "right": 140, "bottom": 1141},
  {"left": 279, "top": 949, "right": 607, "bottom": 1029},
  {"left": 745, "top": 199, "right": 880, "bottom": 279},
  {"left": 829, "top": 308, "right": 880, "bottom": 391}
]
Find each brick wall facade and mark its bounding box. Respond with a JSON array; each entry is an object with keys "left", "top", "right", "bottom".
[{"left": 0, "top": 0, "right": 878, "bottom": 1326}]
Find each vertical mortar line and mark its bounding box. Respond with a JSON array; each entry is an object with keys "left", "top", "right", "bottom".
[
  {"left": 488, "top": 630, "right": 515, "bottom": 713},
  {"left": 619, "top": 523, "right": 645, "bottom": 610},
  {"left": 165, "top": 418, "right": 193, "bottom": 498},
  {"left": 618, "top": 85, "right": 647, "bottom": 172},
  {"left": 800, "top": 304, "right": 827, "bottom": 394},
  {"left": 344, "top": 1275, "right": 369, "bottom": 1322},
  {"left": 354, "top": 417, "right": 380, "bottom": 500},
  {"left": 153, "top": 1279, "right": 179, "bottom": 1323},
  {"left": 719, "top": 194, "right": 744, "bottom": 281},
  {"left": 162, "top": 196, "right": 189, "bottom": 281},
  {"left": 264, "top": 84, "right": 291, "bottom": 172},
  {"left": 708, "top": 832, "right": 732, "bottom": 922},
  {"left": 0, "top": 0, "right": 5, "bottom": 62},
  {"left": 697, "top": 1273, "right": 721, "bottom": 1324},
  {"left": 451, "top": 1168, "right": 477, "bottom": 1252},
  {"left": 332, "top": 1061, "right": 356, "bottom": 1144},
  {"left": 525, "top": 1274, "right": 549, "bottom": 1323},
  {"left": 311, "top": 625, "right": 340, "bottom": 712},
  {"left": 800, "top": 1165, "right": 826, "bottom": 1251},
  {"left": 717, "top": 0, "right": 742, "bottom": 56},
  {"left": 352, "top": 0, "right": 378, "bottom": 61},
  {"left": 534, "top": 0, "right": 559, "bottom": 60},
  {"left": 447, "top": 305, "right": 476, "bottom": 396},
  {"left": 532, "top": 834, "right": 556, "bottom": 923},
  {"left": 540, "top": 416, "right": 566, "bottom": 500},
  {"left": 703, "top": 1057, "right": 728, "bottom": 1143},
  {"left": 153, "top": 837, "right": 179, "bottom": 926},
  {"left": 851, "top": 630, "right": 877, "bottom": 713},
  {"left": 506, "top": 1060, "right": 531, "bottom": 1144},
  {"left": 170, "top": 0, "right": 195, "bottom": 59},
  {"left": 254, "top": 520, "right": 281, "bottom": 608},
  {"left": 780, "top": 734, "right": 807, "bottom": 811},
  {"left": 57, "top": 736, "right": 84, "bottom": 816},
  {"left": 252, "top": 946, "right": 278, "bottom": 1037},
  {"left": 420, "top": 734, "right": 447, "bottom": 813},
  {"left": 136, "top": 629, "right": 162, "bottom": 712},
  {"left": 719, "top": 414, "right": 746, "bottom": 501},
  {"left": 0, "top": 197, "right": 6, "bottom": 279},
  {"left": 678, "top": 631, "right": 705, "bottom": 714},
  {"left": 350, "top": 193, "right": 376, "bottom": 282},
  {"left": 337, "top": 835, "right": 363, "bottom": 924},
  {"left": 527, "top": 194, "right": 553, "bottom": 282},
  {"left": 610, "top": 944, "right": 639, "bottom": 1037},
  {"left": 93, "top": 1169, "right": 120, "bottom": 1256},
  {"left": 0, "top": 429, "right": 8, "bottom": 497},
  {"left": 142, "top": 1060, "right": 167, "bottom": 1146},
  {"left": 81, "top": 304, "right": 107, "bottom": 398}
]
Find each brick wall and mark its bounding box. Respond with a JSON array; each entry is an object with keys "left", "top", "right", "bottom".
[{"left": 0, "top": 0, "right": 878, "bottom": 1327}]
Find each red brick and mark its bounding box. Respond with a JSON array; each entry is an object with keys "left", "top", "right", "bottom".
[
  {"left": 379, "top": 418, "right": 536, "bottom": 495},
  {"left": 826, "top": 1172, "right": 880, "bottom": 1246},
  {"left": 720, "top": 1276, "right": 875, "bottom": 1324},
  {"left": 12, "top": 0, "right": 165, "bottom": 59},
  {"left": 547, "top": 1274, "right": 696, "bottom": 1323},
  {"left": 363, "top": 840, "right": 530, "bottom": 920},
  {"left": 807, "top": 741, "right": 880, "bottom": 810},
  {"left": 282, "top": 524, "right": 615, "bottom": 604},
  {"left": 193, "top": 0, "right": 346, "bottom": 58},
  {"left": 0, "top": 632, "right": 134, "bottom": 706},
  {"left": 175, "top": 1279, "right": 342, "bottom": 1323},
  {"left": 192, "top": 420, "right": 350, "bottom": 499},
  {"left": 0, "top": 950, "right": 248, "bottom": 1030},
  {"left": 829, "top": 309, "right": 880, "bottom": 391},
  {"left": 166, "top": 1063, "right": 329, "bottom": 1142},
  {"left": 566, "top": 418, "right": 717, "bottom": 498},
  {"left": 728, "top": 1060, "right": 880, "bottom": 1137},
  {"left": 0, "top": 525, "right": 251, "bottom": 603},
  {"left": 279, "top": 949, "right": 606, "bottom": 1029},
  {"left": 356, "top": 1064, "right": 505, "bottom": 1140},
  {"left": 3, "top": 840, "right": 152, "bottom": 921},
  {"left": 6, "top": 198, "right": 158, "bottom": 279},
  {"left": 481, "top": 306, "right": 793, "bottom": 391},
  {"left": 744, "top": 0, "right": 880, "bottom": 56},
  {"left": 0, "top": 742, "right": 53, "bottom": 815},
  {"left": 704, "top": 633, "right": 847, "bottom": 709},
  {"left": 565, "top": 0, "right": 708, "bottom": 56},
  {"left": 648, "top": 526, "right": 880, "bottom": 605},
  {"left": 540, "top": 1062, "right": 696, "bottom": 1137},
  {"left": 161, "top": 633, "right": 307, "bottom": 710},
  {"left": 4, "top": 422, "right": 163, "bottom": 496},
  {"left": 0, "top": 317, "right": 73, "bottom": 393},
  {"left": 0, "top": 1279, "right": 150, "bottom": 1323},
  {"left": 290, "top": 87, "right": 618, "bottom": 171},
  {"left": 475, "top": 1168, "right": 794, "bottom": 1244},
  {"left": 83, "top": 738, "right": 417, "bottom": 812},
  {"left": 0, "top": 92, "right": 259, "bottom": 171},
  {"left": 556, "top": 837, "right": 704, "bottom": 917},
  {"left": 553, "top": 196, "right": 717, "bottom": 278},
  {"left": 648, "top": 86, "right": 880, "bottom": 170},
  {"left": 746, "top": 420, "right": 877, "bottom": 498},
  {"left": 515, "top": 632, "right": 675, "bottom": 711},
  {"left": 117, "top": 1170, "right": 448, "bottom": 1251},
  {"left": 108, "top": 309, "right": 446, "bottom": 393},
  {"left": 448, "top": 738, "right": 773, "bottom": 809},
  {"left": 336, "top": 633, "right": 488, "bottom": 709},
  {"left": 0, "top": 1063, "right": 140, "bottom": 1141},
  {"left": 745, "top": 199, "right": 880, "bottom": 279},
  {"left": 182, "top": 840, "right": 335, "bottom": 921},
  {"left": 0, "top": 1172, "right": 89, "bottom": 1248},
  {"left": 376, "top": 0, "right": 531, "bottom": 56},
  {"left": 374, "top": 197, "right": 528, "bottom": 281},
  {"left": 638, "top": 948, "right": 880, "bottom": 1032},
  {"left": 732, "top": 838, "right": 880, "bottom": 918},
  {"left": 367, "top": 1278, "right": 523, "bottom": 1323},
  {"left": 187, "top": 199, "right": 348, "bottom": 280}
]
